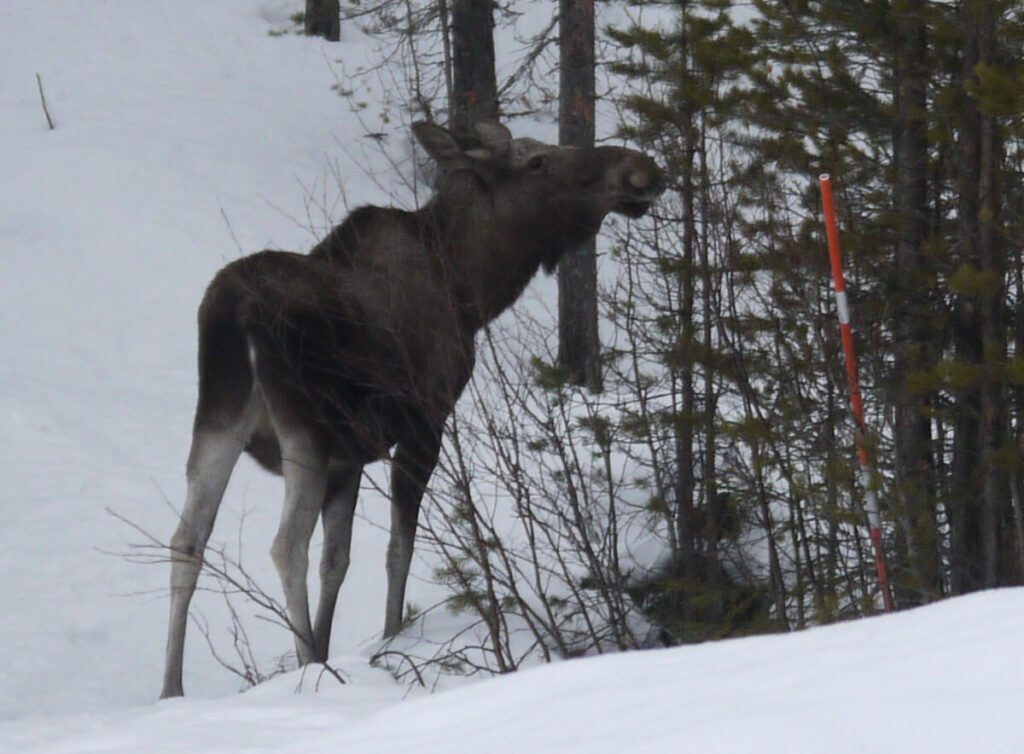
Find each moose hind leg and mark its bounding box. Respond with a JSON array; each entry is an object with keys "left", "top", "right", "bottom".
[
  {"left": 311, "top": 465, "right": 361, "bottom": 662},
  {"left": 384, "top": 435, "right": 441, "bottom": 638},
  {"left": 161, "top": 426, "right": 249, "bottom": 699},
  {"left": 270, "top": 433, "right": 328, "bottom": 667}
]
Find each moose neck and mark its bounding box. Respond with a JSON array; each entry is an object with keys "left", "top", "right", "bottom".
[{"left": 419, "top": 172, "right": 605, "bottom": 333}]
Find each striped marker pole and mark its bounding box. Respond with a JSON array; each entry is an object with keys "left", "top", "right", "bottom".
[{"left": 819, "top": 174, "right": 895, "bottom": 612}]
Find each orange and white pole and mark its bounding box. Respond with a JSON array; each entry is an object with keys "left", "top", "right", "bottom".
[{"left": 819, "top": 174, "right": 895, "bottom": 612}]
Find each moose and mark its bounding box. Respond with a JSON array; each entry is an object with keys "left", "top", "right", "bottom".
[{"left": 161, "top": 120, "right": 663, "bottom": 698}]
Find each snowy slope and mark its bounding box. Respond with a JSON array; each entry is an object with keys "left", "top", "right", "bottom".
[
  {"left": 0, "top": 0, "right": 412, "bottom": 719},
  {"left": 4, "top": 590, "right": 1024, "bottom": 753},
  {"left": 2, "top": 2, "right": 1023, "bottom": 752}
]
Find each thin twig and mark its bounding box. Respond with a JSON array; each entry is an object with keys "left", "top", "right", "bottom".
[
  {"left": 370, "top": 649, "right": 427, "bottom": 687},
  {"left": 108, "top": 507, "right": 347, "bottom": 688},
  {"left": 36, "top": 73, "right": 55, "bottom": 130}
]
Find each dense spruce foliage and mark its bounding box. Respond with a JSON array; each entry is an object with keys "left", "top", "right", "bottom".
[{"left": 597, "top": 0, "right": 1024, "bottom": 634}]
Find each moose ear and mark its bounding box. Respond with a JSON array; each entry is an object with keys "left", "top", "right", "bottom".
[
  {"left": 474, "top": 121, "right": 512, "bottom": 160},
  {"left": 412, "top": 121, "right": 472, "bottom": 169}
]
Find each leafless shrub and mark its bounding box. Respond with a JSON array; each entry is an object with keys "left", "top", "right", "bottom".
[{"left": 109, "top": 508, "right": 346, "bottom": 690}]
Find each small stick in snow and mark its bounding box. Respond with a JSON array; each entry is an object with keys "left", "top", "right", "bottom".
[{"left": 36, "top": 73, "right": 55, "bottom": 130}]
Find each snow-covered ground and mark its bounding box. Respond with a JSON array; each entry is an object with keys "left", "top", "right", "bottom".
[
  {"left": 4, "top": 591, "right": 1024, "bottom": 753},
  {"left": 1, "top": 1, "right": 1022, "bottom": 751},
  {"left": 0, "top": 0, "right": 413, "bottom": 721}
]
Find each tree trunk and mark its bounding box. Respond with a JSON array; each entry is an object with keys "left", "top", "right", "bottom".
[
  {"left": 673, "top": 135, "right": 698, "bottom": 624},
  {"left": 974, "top": 6, "right": 1004, "bottom": 589},
  {"left": 891, "top": 0, "right": 938, "bottom": 603},
  {"left": 950, "top": 0, "right": 1005, "bottom": 592},
  {"left": 450, "top": 0, "right": 497, "bottom": 133},
  {"left": 305, "top": 0, "right": 339, "bottom": 42},
  {"left": 699, "top": 131, "right": 723, "bottom": 624},
  {"left": 557, "top": 0, "right": 600, "bottom": 391}
]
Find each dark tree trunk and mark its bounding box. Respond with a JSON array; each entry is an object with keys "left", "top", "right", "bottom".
[
  {"left": 891, "top": 0, "right": 939, "bottom": 603},
  {"left": 974, "top": 9, "right": 1004, "bottom": 589},
  {"left": 950, "top": 325, "right": 983, "bottom": 593},
  {"left": 673, "top": 136, "right": 698, "bottom": 624},
  {"left": 450, "top": 0, "right": 497, "bottom": 133},
  {"left": 557, "top": 0, "right": 600, "bottom": 390},
  {"left": 950, "top": 0, "right": 1005, "bottom": 592},
  {"left": 700, "top": 135, "right": 723, "bottom": 624},
  {"left": 305, "top": 0, "right": 339, "bottom": 42},
  {"left": 950, "top": 25, "right": 984, "bottom": 594}
]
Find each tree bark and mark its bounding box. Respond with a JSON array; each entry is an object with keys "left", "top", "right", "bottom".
[
  {"left": 450, "top": 0, "right": 497, "bottom": 133},
  {"left": 974, "top": 5, "right": 1004, "bottom": 589},
  {"left": 557, "top": 0, "right": 600, "bottom": 390},
  {"left": 673, "top": 137, "right": 698, "bottom": 624},
  {"left": 305, "top": 0, "right": 339, "bottom": 42},
  {"left": 950, "top": 0, "right": 1004, "bottom": 592},
  {"left": 891, "top": 0, "right": 938, "bottom": 603}
]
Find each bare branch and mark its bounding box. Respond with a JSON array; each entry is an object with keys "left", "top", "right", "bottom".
[{"left": 35, "top": 73, "right": 55, "bottom": 130}]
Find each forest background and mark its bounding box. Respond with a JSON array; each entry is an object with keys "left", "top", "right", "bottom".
[{"left": 310, "top": 0, "right": 1024, "bottom": 676}]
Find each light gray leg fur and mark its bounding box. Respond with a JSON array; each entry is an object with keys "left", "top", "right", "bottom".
[
  {"left": 270, "top": 433, "right": 327, "bottom": 666},
  {"left": 311, "top": 466, "right": 361, "bottom": 661},
  {"left": 161, "top": 427, "right": 248, "bottom": 699}
]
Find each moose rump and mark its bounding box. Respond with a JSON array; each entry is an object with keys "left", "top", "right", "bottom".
[{"left": 194, "top": 251, "right": 468, "bottom": 471}]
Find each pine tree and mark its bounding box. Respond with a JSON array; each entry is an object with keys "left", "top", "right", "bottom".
[{"left": 605, "top": 0, "right": 1022, "bottom": 628}]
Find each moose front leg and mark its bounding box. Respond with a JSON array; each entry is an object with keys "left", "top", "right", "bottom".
[{"left": 384, "top": 431, "right": 441, "bottom": 638}]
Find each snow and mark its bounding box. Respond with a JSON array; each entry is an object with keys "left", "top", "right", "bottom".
[
  {"left": 1, "top": 0, "right": 407, "bottom": 721},
  {"left": 1, "top": 1, "right": 1022, "bottom": 752},
  {"left": 5, "top": 591, "right": 1024, "bottom": 753}
]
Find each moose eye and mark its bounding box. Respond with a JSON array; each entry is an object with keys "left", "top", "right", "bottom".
[{"left": 527, "top": 154, "right": 546, "bottom": 171}]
